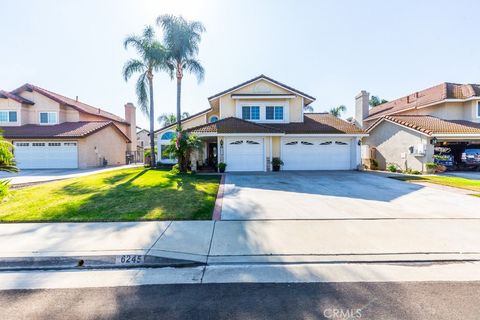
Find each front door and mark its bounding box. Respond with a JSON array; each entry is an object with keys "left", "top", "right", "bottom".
[{"left": 207, "top": 143, "right": 218, "bottom": 167}]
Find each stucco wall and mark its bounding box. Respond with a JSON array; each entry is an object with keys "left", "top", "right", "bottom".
[
  {"left": 77, "top": 126, "right": 127, "bottom": 168},
  {"left": 272, "top": 136, "right": 281, "bottom": 158},
  {"left": 18, "top": 91, "right": 61, "bottom": 124},
  {"left": 364, "top": 121, "right": 433, "bottom": 172},
  {"left": 0, "top": 98, "right": 22, "bottom": 126}
]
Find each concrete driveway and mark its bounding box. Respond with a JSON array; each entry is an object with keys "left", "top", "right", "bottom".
[{"left": 221, "top": 171, "right": 480, "bottom": 220}]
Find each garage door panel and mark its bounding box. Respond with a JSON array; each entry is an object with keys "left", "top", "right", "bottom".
[
  {"left": 226, "top": 137, "right": 264, "bottom": 172},
  {"left": 282, "top": 138, "right": 351, "bottom": 170},
  {"left": 14, "top": 141, "right": 78, "bottom": 169}
]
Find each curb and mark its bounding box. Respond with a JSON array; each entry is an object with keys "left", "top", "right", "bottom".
[
  {"left": 212, "top": 174, "right": 225, "bottom": 221},
  {"left": 0, "top": 254, "right": 204, "bottom": 272}
]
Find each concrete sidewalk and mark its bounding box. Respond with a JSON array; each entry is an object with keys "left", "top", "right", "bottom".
[
  {"left": 1, "top": 219, "right": 480, "bottom": 269},
  {"left": 0, "top": 164, "right": 143, "bottom": 186}
]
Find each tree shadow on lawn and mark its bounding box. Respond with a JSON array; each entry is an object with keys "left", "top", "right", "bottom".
[{"left": 41, "top": 170, "right": 219, "bottom": 222}]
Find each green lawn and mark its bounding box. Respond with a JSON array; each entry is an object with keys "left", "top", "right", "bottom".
[
  {"left": 391, "top": 175, "right": 480, "bottom": 196},
  {"left": 0, "top": 168, "right": 220, "bottom": 222}
]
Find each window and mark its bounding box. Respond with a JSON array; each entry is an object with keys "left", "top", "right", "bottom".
[
  {"left": 230, "top": 140, "right": 243, "bottom": 145},
  {"left": 0, "top": 111, "right": 17, "bottom": 123},
  {"left": 160, "top": 145, "right": 175, "bottom": 160},
  {"left": 64, "top": 142, "right": 77, "bottom": 146},
  {"left": 301, "top": 141, "right": 314, "bottom": 145},
  {"left": 32, "top": 142, "right": 45, "bottom": 146},
  {"left": 209, "top": 116, "right": 219, "bottom": 123},
  {"left": 48, "top": 142, "right": 61, "bottom": 146},
  {"left": 335, "top": 141, "right": 348, "bottom": 145},
  {"left": 161, "top": 131, "right": 175, "bottom": 140},
  {"left": 285, "top": 141, "right": 298, "bottom": 145},
  {"left": 246, "top": 140, "right": 260, "bottom": 145},
  {"left": 15, "top": 142, "right": 29, "bottom": 147},
  {"left": 477, "top": 101, "right": 480, "bottom": 118},
  {"left": 266, "top": 106, "right": 284, "bottom": 120},
  {"left": 320, "top": 141, "right": 332, "bottom": 145},
  {"left": 39, "top": 112, "right": 57, "bottom": 124},
  {"left": 242, "top": 106, "right": 260, "bottom": 120}
]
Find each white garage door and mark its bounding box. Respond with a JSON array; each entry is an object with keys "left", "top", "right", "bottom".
[
  {"left": 225, "top": 137, "right": 264, "bottom": 172},
  {"left": 281, "top": 138, "right": 352, "bottom": 170},
  {"left": 14, "top": 141, "right": 79, "bottom": 169}
]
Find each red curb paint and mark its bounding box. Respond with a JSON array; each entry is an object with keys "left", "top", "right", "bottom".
[{"left": 212, "top": 174, "right": 225, "bottom": 221}]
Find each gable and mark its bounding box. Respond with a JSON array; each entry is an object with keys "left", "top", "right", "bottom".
[{"left": 232, "top": 79, "right": 292, "bottom": 95}]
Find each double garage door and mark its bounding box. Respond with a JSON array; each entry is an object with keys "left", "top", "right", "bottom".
[
  {"left": 281, "top": 138, "right": 352, "bottom": 170},
  {"left": 14, "top": 141, "right": 79, "bottom": 169},
  {"left": 224, "top": 136, "right": 353, "bottom": 171}
]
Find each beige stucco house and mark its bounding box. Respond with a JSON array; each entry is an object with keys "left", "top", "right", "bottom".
[
  {"left": 155, "top": 75, "right": 367, "bottom": 172},
  {"left": 356, "top": 83, "right": 480, "bottom": 172},
  {"left": 0, "top": 84, "right": 137, "bottom": 169}
]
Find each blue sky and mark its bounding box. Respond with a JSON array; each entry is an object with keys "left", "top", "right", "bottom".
[{"left": 1, "top": 0, "right": 479, "bottom": 129}]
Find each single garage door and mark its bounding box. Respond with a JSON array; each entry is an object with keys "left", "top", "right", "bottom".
[
  {"left": 281, "top": 138, "right": 351, "bottom": 170},
  {"left": 14, "top": 141, "right": 79, "bottom": 169},
  {"left": 225, "top": 137, "right": 264, "bottom": 171}
]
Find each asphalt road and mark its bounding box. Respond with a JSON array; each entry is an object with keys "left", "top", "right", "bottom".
[{"left": 1, "top": 282, "right": 479, "bottom": 320}]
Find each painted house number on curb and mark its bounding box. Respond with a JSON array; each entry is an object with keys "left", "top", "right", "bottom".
[{"left": 115, "top": 255, "right": 144, "bottom": 265}]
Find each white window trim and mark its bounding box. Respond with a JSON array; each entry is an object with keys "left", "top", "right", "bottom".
[
  {"left": 476, "top": 101, "right": 480, "bottom": 119},
  {"left": 0, "top": 110, "right": 19, "bottom": 124},
  {"left": 235, "top": 100, "right": 289, "bottom": 123},
  {"left": 265, "top": 106, "right": 285, "bottom": 121},
  {"left": 38, "top": 111, "right": 58, "bottom": 125}
]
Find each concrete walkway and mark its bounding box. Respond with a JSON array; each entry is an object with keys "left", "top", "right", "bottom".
[
  {"left": 0, "top": 164, "right": 143, "bottom": 185},
  {"left": 1, "top": 219, "right": 480, "bottom": 266}
]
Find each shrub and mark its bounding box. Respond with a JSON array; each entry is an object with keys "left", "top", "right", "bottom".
[
  {"left": 271, "top": 158, "right": 284, "bottom": 172},
  {"left": 218, "top": 162, "right": 227, "bottom": 173},
  {"left": 170, "top": 164, "right": 180, "bottom": 175},
  {"left": 0, "top": 180, "right": 10, "bottom": 201},
  {"left": 387, "top": 164, "right": 398, "bottom": 172},
  {"left": 369, "top": 159, "right": 378, "bottom": 170},
  {"left": 425, "top": 162, "right": 437, "bottom": 170}
]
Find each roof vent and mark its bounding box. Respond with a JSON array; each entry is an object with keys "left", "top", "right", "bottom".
[{"left": 76, "top": 96, "right": 78, "bottom": 102}]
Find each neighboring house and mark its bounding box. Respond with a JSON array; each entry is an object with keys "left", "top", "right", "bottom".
[
  {"left": 136, "top": 129, "right": 156, "bottom": 149},
  {"left": 155, "top": 75, "right": 367, "bottom": 172},
  {"left": 0, "top": 84, "right": 137, "bottom": 169},
  {"left": 355, "top": 83, "right": 480, "bottom": 172}
]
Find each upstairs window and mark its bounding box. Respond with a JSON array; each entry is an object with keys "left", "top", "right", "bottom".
[
  {"left": 0, "top": 111, "right": 17, "bottom": 123},
  {"left": 477, "top": 101, "right": 480, "bottom": 118},
  {"left": 266, "top": 106, "right": 284, "bottom": 120},
  {"left": 209, "top": 116, "right": 219, "bottom": 123},
  {"left": 39, "top": 112, "right": 57, "bottom": 124},
  {"left": 242, "top": 106, "right": 260, "bottom": 120}
]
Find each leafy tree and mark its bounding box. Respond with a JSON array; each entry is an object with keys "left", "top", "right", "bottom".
[
  {"left": 122, "top": 26, "right": 169, "bottom": 167},
  {"left": 156, "top": 15, "right": 205, "bottom": 131},
  {"left": 163, "top": 131, "right": 203, "bottom": 172},
  {"left": 369, "top": 95, "right": 388, "bottom": 107},
  {"left": 304, "top": 105, "right": 314, "bottom": 113},
  {"left": 157, "top": 112, "right": 190, "bottom": 127},
  {"left": 0, "top": 131, "right": 17, "bottom": 173},
  {"left": 329, "top": 105, "right": 347, "bottom": 118}
]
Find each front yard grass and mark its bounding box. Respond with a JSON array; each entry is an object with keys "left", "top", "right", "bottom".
[
  {"left": 0, "top": 168, "right": 220, "bottom": 222},
  {"left": 391, "top": 175, "right": 480, "bottom": 196}
]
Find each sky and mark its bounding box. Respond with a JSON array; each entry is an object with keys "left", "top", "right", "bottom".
[{"left": 1, "top": 0, "right": 479, "bottom": 129}]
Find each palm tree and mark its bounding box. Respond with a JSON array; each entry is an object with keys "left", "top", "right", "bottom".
[
  {"left": 329, "top": 105, "right": 347, "bottom": 118},
  {"left": 156, "top": 15, "right": 205, "bottom": 131},
  {"left": 304, "top": 105, "right": 314, "bottom": 113},
  {"left": 369, "top": 95, "right": 388, "bottom": 107},
  {"left": 0, "top": 132, "right": 17, "bottom": 173},
  {"left": 157, "top": 112, "right": 190, "bottom": 127},
  {"left": 123, "top": 26, "right": 168, "bottom": 167}
]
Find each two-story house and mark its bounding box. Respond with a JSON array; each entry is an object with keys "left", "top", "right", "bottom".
[
  {"left": 0, "top": 84, "right": 137, "bottom": 169},
  {"left": 355, "top": 83, "right": 480, "bottom": 172},
  {"left": 155, "top": 75, "right": 367, "bottom": 172}
]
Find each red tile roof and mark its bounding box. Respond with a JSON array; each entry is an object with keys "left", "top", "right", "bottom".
[
  {"left": 0, "top": 121, "right": 131, "bottom": 141},
  {"left": 366, "top": 83, "right": 480, "bottom": 121},
  {"left": 368, "top": 115, "right": 480, "bottom": 136},
  {"left": 188, "top": 114, "right": 365, "bottom": 135},
  {"left": 11, "top": 84, "right": 128, "bottom": 124},
  {"left": 0, "top": 90, "right": 34, "bottom": 105},
  {"left": 154, "top": 108, "right": 212, "bottom": 133}
]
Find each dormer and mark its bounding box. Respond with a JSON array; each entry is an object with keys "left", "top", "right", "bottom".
[{"left": 207, "top": 75, "right": 315, "bottom": 123}]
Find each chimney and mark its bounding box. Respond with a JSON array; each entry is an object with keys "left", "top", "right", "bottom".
[
  {"left": 124, "top": 102, "right": 137, "bottom": 152},
  {"left": 354, "top": 90, "right": 370, "bottom": 128}
]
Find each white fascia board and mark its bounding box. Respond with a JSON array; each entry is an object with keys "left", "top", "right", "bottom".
[
  {"left": 231, "top": 95, "right": 296, "bottom": 99},
  {"left": 220, "top": 133, "right": 284, "bottom": 137},
  {"left": 367, "top": 118, "right": 431, "bottom": 137},
  {"left": 434, "top": 134, "right": 480, "bottom": 138},
  {"left": 284, "top": 133, "right": 368, "bottom": 137}
]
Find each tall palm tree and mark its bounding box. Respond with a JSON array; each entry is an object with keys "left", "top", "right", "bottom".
[
  {"left": 304, "top": 105, "right": 314, "bottom": 113},
  {"left": 156, "top": 15, "right": 205, "bottom": 131},
  {"left": 157, "top": 112, "right": 190, "bottom": 127},
  {"left": 329, "top": 105, "right": 347, "bottom": 118},
  {"left": 123, "top": 26, "right": 168, "bottom": 167}
]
